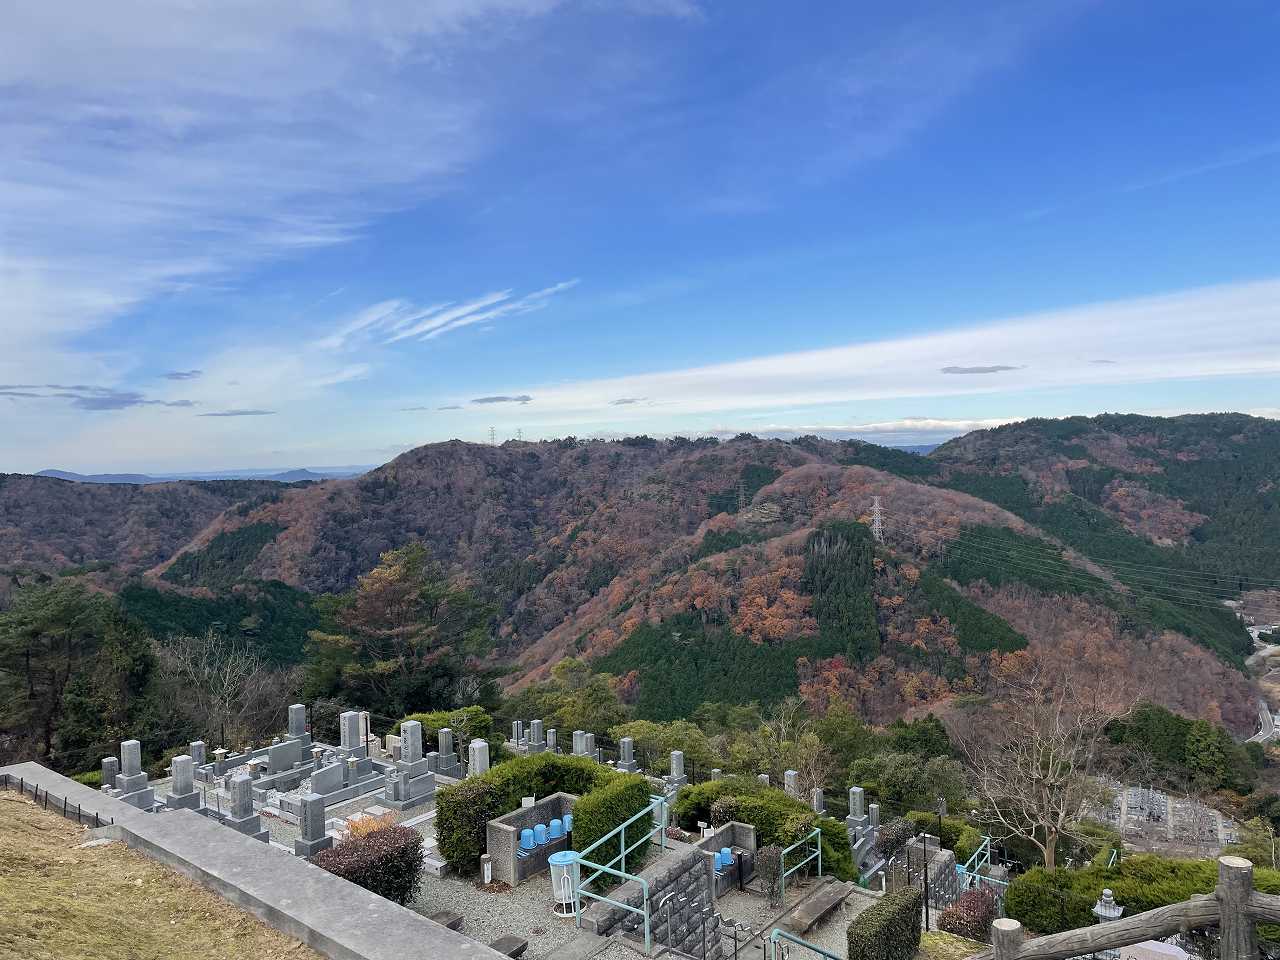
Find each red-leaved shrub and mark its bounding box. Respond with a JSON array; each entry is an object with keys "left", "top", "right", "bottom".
[
  {"left": 938, "top": 886, "right": 998, "bottom": 942},
  {"left": 312, "top": 825, "right": 424, "bottom": 905}
]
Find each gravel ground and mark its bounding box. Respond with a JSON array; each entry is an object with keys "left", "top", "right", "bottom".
[
  {"left": 780, "top": 887, "right": 878, "bottom": 957},
  {"left": 591, "top": 941, "right": 655, "bottom": 960},
  {"left": 712, "top": 888, "right": 788, "bottom": 939},
  {"left": 410, "top": 870, "right": 584, "bottom": 960}
]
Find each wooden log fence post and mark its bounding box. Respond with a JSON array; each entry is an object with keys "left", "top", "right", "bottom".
[
  {"left": 1218, "top": 856, "right": 1258, "bottom": 960},
  {"left": 992, "top": 918, "right": 1024, "bottom": 960}
]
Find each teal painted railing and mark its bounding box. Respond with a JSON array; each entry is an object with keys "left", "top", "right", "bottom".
[
  {"left": 571, "top": 794, "right": 670, "bottom": 953},
  {"left": 778, "top": 827, "right": 822, "bottom": 902},
  {"left": 576, "top": 793, "right": 668, "bottom": 879},
  {"left": 958, "top": 836, "right": 992, "bottom": 878},
  {"left": 768, "top": 927, "right": 843, "bottom": 960},
  {"left": 573, "top": 861, "right": 654, "bottom": 952}
]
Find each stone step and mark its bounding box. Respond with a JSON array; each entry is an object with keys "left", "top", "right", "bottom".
[
  {"left": 428, "top": 910, "right": 463, "bottom": 931},
  {"left": 779, "top": 877, "right": 857, "bottom": 935},
  {"left": 489, "top": 934, "right": 529, "bottom": 958}
]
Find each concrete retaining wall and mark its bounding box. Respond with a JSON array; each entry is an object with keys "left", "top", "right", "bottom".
[
  {"left": 0, "top": 762, "right": 505, "bottom": 960},
  {"left": 579, "top": 839, "right": 722, "bottom": 958}
]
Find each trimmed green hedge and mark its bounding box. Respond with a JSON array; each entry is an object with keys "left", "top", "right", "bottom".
[
  {"left": 673, "top": 777, "right": 854, "bottom": 880},
  {"left": 1005, "top": 854, "right": 1280, "bottom": 935},
  {"left": 312, "top": 825, "right": 424, "bottom": 905},
  {"left": 434, "top": 752, "right": 622, "bottom": 871},
  {"left": 572, "top": 774, "right": 655, "bottom": 874},
  {"left": 848, "top": 887, "right": 923, "bottom": 960}
]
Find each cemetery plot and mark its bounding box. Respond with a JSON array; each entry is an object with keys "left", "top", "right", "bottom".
[{"left": 1089, "top": 780, "right": 1237, "bottom": 858}]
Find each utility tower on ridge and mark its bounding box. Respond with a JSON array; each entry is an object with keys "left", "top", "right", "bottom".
[
  {"left": 870, "top": 496, "right": 884, "bottom": 544},
  {"left": 489, "top": 426, "right": 496, "bottom": 446}
]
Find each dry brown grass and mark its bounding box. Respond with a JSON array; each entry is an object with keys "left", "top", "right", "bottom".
[
  {"left": 0, "top": 792, "right": 323, "bottom": 960},
  {"left": 345, "top": 811, "right": 397, "bottom": 838},
  {"left": 917, "top": 930, "right": 986, "bottom": 960}
]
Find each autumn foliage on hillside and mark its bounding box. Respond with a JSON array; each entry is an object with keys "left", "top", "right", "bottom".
[{"left": 5, "top": 423, "right": 1270, "bottom": 741}]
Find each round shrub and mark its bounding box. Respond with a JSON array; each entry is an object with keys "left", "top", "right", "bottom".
[
  {"left": 939, "top": 887, "right": 998, "bottom": 942},
  {"left": 312, "top": 825, "right": 424, "bottom": 905}
]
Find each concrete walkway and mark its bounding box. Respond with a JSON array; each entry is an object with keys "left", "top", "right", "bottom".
[{"left": 1, "top": 761, "right": 506, "bottom": 960}]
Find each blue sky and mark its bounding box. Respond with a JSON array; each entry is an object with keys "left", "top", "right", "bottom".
[{"left": 3, "top": 0, "right": 1279, "bottom": 472}]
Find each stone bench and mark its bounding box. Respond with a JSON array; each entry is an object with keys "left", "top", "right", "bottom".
[{"left": 780, "top": 877, "right": 857, "bottom": 935}]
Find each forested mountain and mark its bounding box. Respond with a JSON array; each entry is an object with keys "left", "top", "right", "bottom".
[
  {"left": 2, "top": 414, "right": 1277, "bottom": 744},
  {"left": 0, "top": 474, "right": 285, "bottom": 577}
]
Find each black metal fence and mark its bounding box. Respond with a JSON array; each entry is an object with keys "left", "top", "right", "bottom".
[{"left": 1, "top": 773, "right": 115, "bottom": 829}]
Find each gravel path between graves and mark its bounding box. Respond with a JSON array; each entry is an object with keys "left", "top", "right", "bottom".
[
  {"left": 782, "top": 887, "right": 878, "bottom": 957},
  {"left": 411, "top": 871, "right": 584, "bottom": 960}
]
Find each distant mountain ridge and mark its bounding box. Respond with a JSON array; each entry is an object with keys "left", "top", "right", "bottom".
[
  {"left": 4, "top": 414, "right": 1276, "bottom": 736},
  {"left": 36, "top": 466, "right": 371, "bottom": 484}
]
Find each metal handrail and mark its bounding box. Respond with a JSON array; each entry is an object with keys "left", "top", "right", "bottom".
[
  {"left": 576, "top": 793, "right": 668, "bottom": 881},
  {"left": 573, "top": 859, "right": 653, "bottom": 952},
  {"left": 959, "top": 836, "right": 992, "bottom": 877},
  {"left": 570, "top": 793, "right": 670, "bottom": 954},
  {"left": 778, "top": 827, "right": 822, "bottom": 902},
  {"left": 768, "top": 928, "right": 842, "bottom": 960}
]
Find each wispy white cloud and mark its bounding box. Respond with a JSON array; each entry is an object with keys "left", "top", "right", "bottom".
[
  {"left": 319, "top": 281, "right": 581, "bottom": 349},
  {"left": 0, "top": 0, "right": 641, "bottom": 399},
  {"left": 439, "top": 278, "right": 1280, "bottom": 419},
  {"left": 198, "top": 409, "right": 276, "bottom": 418}
]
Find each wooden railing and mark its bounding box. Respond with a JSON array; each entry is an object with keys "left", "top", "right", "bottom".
[{"left": 975, "top": 857, "right": 1277, "bottom": 960}]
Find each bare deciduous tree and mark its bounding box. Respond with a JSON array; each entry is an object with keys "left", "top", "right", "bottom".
[
  {"left": 154, "top": 631, "right": 300, "bottom": 749},
  {"left": 962, "top": 651, "right": 1137, "bottom": 869},
  {"left": 730, "top": 697, "right": 834, "bottom": 794}
]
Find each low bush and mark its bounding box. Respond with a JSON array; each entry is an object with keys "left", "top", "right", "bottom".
[
  {"left": 847, "top": 887, "right": 923, "bottom": 960},
  {"left": 1005, "top": 854, "right": 1280, "bottom": 935},
  {"left": 875, "top": 818, "right": 915, "bottom": 859},
  {"left": 757, "top": 845, "right": 783, "bottom": 908},
  {"left": 434, "top": 752, "right": 620, "bottom": 871},
  {"left": 572, "top": 774, "right": 654, "bottom": 873},
  {"left": 673, "top": 777, "right": 854, "bottom": 879},
  {"left": 312, "top": 825, "right": 424, "bottom": 905},
  {"left": 938, "top": 887, "right": 997, "bottom": 942},
  {"left": 72, "top": 770, "right": 102, "bottom": 788}
]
